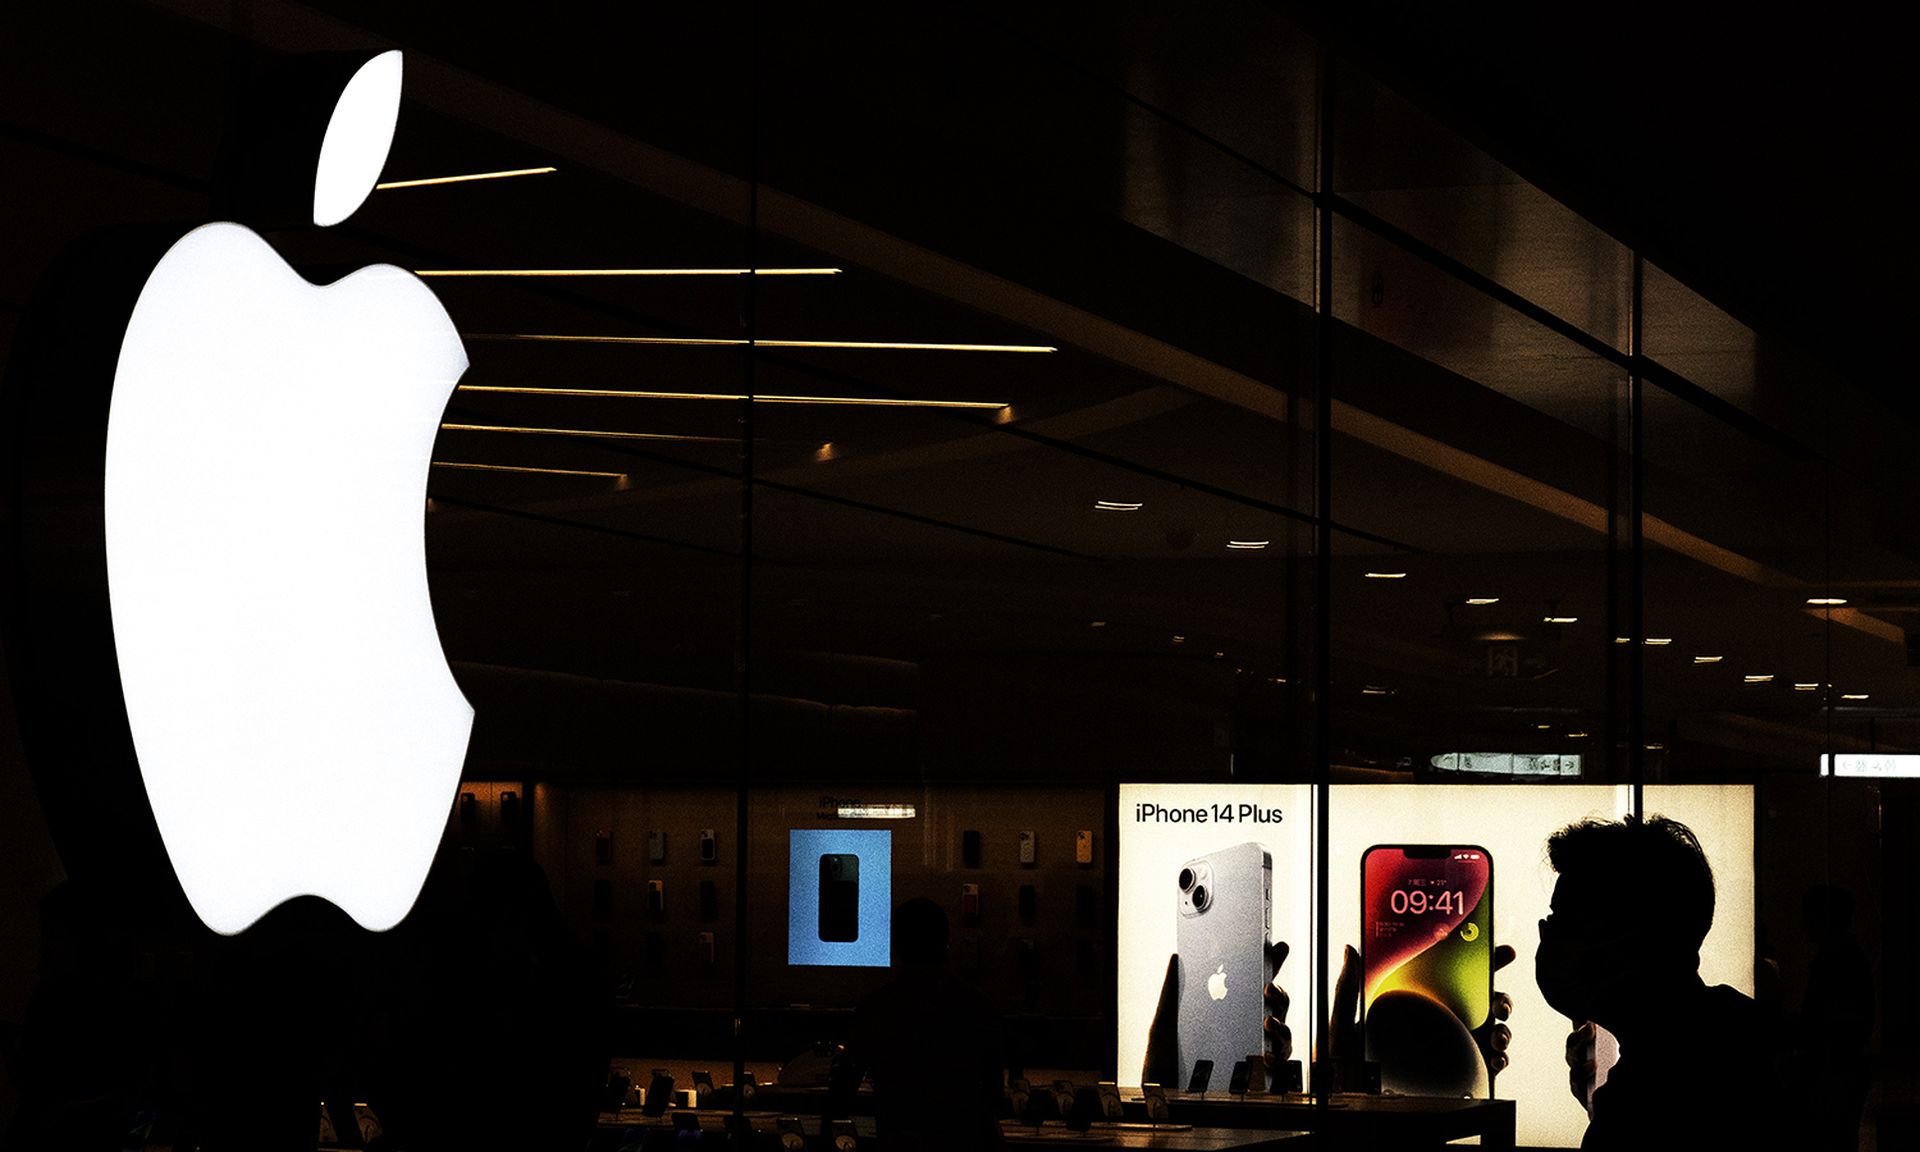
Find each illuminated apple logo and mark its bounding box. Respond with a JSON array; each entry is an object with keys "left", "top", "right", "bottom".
[
  {"left": 103, "top": 51, "right": 472, "bottom": 934},
  {"left": 1207, "top": 963, "right": 1230, "bottom": 1002}
]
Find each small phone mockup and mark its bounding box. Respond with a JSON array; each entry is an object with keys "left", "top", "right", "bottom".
[
  {"left": 1187, "top": 1058, "right": 1214, "bottom": 1095},
  {"left": 648, "top": 829, "right": 666, "bottom": 864},
  {"left": 699, "top": 828, "right": 717, "bottom": 863},
  {"left": 1360, "top": 844, "right": 1494, "bottom": 1098},
  {"left": 641, "top": 1072, "right": 675, "bottom": 1118},
  {"left": 1017, "top": 830, "right": 1036, "bottom": 865},
  {"left": 962, "top": 829, "right": 982, "bottom": 867},
  {"left": 819, "top": 853, "right": 859, "bottom": 942}
]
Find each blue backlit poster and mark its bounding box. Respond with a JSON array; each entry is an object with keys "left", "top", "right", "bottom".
[{"left": 788, "top": 828, "right": 892, "bottom": 967}]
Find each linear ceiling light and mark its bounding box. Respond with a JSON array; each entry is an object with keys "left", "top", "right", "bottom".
[
  {"left": 439, "top": 422, "right": 735, "bottom": 444},
  {"left": 1543, "top": 616, "right": 1578, "bottom": 624},
  {"left": 1364, "top": 571, "right": 1407, "bottom": 579},
  {"left": 464, "top": 333, "right": 1056, "bottom": 352},
  {"left": 1464, "top": 597, "right": 1500, "bottom": 605},
  {"left": 455, "top": 384, "right": 1006, "bottom": 409},
  {"left": 1693, "top": 655, "right": 1724, "bottom": 664},
  {"left": 1227, "top": 540, "right": 1270, "bottom": 550},
  {"left": 431, "top": 461, "right": 626, "bottom": 479},
  {"left": 416, "top": 267, "right": 842, "bottom": 277},
  {"left": 1806, "top": 597, "right": 1850, "bottom": 606},
  {"left": 375, "top": 166, "right": 557, "bottom": 189},
  {"left": 1094, "top": 500, "right": 1143, "bottom": 512},
  {"left": 1743, "top": 674, "right": 1774, "bottom": 683}
]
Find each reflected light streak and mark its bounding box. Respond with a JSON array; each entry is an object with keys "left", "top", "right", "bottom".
[
  {"left": 376, "top": 166, "right": 556, "bottom": 189},
  {"left": 431, "top": 461, "right": 626, "bottom": 479},
  {"left": 464, "top": 333, "right": 1056, "bottom": 352},
  {"left": 417, "top": 267, "right": 841, "bottom": 277},
  {"left": 439, "top": 422, "right": 735, "bottom": 444},
  {"left": 456, "top": 384, "right": 1006, "bottom": 409}
]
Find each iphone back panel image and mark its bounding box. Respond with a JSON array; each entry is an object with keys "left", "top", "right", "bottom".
[
  {"left": 819, "top": 853, "right": 860, "bottom": 942},
  {"left": 1360, "top": 845, "right": 1493, "bottom": 1097},
  {"left": 1174, "top": 841, "right": 1272, "bottom": 1090}
]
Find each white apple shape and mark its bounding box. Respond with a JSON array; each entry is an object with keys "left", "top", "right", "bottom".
[{"left": 102, "top": 51, "right": 472, "bottom": 934}]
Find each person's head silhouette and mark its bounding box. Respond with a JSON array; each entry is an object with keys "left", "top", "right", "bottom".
[
  {"left": 1535, "top": 814, "right": 1714, "bottom": 1033},
  {"left": 892, "top": 897, "right": 950, "bottom": 971}
]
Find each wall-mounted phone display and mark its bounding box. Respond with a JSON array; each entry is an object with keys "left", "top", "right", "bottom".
[
  {"left": 698, "top": 878, "right": 717, "bottom": 920},
  {"left": 1017, "top": 830, "right": 1036, "bottom": 865},
  {"left": 699, "top": 828, "right": 717, "bottom": 864},
  {"left": 595, "top": 829, "right": 612, "bottom": 865},
  {"left": 962, "top": 829, "right": 982, "bottom": 868},
  {"left": 646, "top": 879, "right": 665, "bottom": 916},
  {"left": 962, "top": 882, "right": 980, "bottom": 922},
  {"left": 1075, "top": 830, "right": 1094, "bottom": 865},
  {"left": 787, "top": 829, "right": 891, "bottom": 967},
  {"left": 499, "top": 790, "right": 520, "bottom": 829},
  {"left": 1018, "top": 883, "right": 1037, "bottom": 923},
  {"left": 647, "top": 830, "right": 666, "bottom": 864}
]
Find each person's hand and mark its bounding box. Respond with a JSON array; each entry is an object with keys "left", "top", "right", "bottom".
[
  {"left": 1142, "top": 942, "right": 1293, "bottom": 1088},
  {"left": 1322, "top": 942, "right": 1516, "bottom": 1088},
  {"left": 1476, "top": 945, "right": 1518, "bottom": 1076},
  {"left": 1565, "top": 1020, "right": 1597, "bottom": 1113},
  {"left": 1147, "top": 941, "right": 1516, "bottom": 1091}
]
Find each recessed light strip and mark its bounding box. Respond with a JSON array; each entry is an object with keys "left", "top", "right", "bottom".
[
  {"left": 417, "top": 267, "right": 843, "bottom": 278},
  {"left": 455, "top": 384, "right": 1006, "bottom": 409},
  {"left": 464, "top": 333, "right": 1057, "bottom": 352},
  {"left": 439, "top": 422, "right": 736, "bottom": 444},
  {"left": 1227, "top": 540, "right": 1270, "bottom": 550},
  {"left": 1094, "top": 500, "right": 1143, "bottom": 512},
  {"left": 431, "top": 461, "right": 626, "bottom": 478},
  {"left": 375, "top": 166, "right": 557, "bottom": 189}
]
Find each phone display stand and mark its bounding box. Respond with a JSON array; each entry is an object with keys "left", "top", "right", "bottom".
[{"left": 1142, "top": 1083, "right": 1170, "bottom": 1125}]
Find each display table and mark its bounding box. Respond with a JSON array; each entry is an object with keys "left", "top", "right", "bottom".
[
  {"left": 1124, "top": 1092, "right": 1513, "bottom": 1151},
  {"left": 1002, "top": 1121, "right": 1310, "bottom": 1149}
]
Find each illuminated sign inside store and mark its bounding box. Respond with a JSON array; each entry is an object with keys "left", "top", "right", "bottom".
[
  {"left": 1429, "top": 752, "right": 1582, "bottom": 777},
  {"left": 1820, "top": 754, "right": 1920, "bottom": 778},
  {"left": 104, "top": 52, "right": 472, "bottom": 935}
]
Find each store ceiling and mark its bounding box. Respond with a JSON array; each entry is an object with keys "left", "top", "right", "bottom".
[{"left": 3, "top": 0, "right": 1913, "bottom": 777}]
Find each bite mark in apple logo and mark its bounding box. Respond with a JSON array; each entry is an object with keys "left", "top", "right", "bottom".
[
  {"left": 103, "top": 51, "right": 473, "bottom": 935},
  {"left": 1208, "top": 963, "right": 1230, "bottom": 1001}
]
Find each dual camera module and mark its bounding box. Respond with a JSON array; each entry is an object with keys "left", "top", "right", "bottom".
[{"left": 1178, "top": 862, "right": 1212, "bottom": 914}]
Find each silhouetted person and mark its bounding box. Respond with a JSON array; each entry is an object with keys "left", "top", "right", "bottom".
[
  {"left": 1537, "top": 815, "right": 1779, "bottom": 1150},
  {"left": 361, "top": 847, "right": 610, "bottom": 1152},
  {"left": 1798, "top": 885, "right": 1873, "bottom": 1151},
  {"left": 848, "top": 899, "right": 1005, "bottom": 1151}
]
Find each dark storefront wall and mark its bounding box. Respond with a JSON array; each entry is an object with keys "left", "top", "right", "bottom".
[{"left": 1, "top": 1, "right": 1913, "bottom": 1148}]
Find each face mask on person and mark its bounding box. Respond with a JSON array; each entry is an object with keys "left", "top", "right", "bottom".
[{"left": 1535, "top": 919, "right": 1637, "bottom": 1024}]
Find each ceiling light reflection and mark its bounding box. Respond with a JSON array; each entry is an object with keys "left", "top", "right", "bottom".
[
  {"left": 455, "top": 384, "right": 1006, "bottom": 409},
  {"left": 376, "top": 166, "right": 556, "bottom": 189},
  {"left": 431, "top": 461, "right": 626, "bottom": 479},
  {"left": 418, "top": 267, "right": 841, "bottom": 277},
  {"left": 466, "top": 333, "right": 1057, "bottom": 352}
]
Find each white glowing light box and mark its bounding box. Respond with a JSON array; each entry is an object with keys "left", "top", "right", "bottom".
[{"left": 103, "top": 52, "right": 472, "bottom": 935}]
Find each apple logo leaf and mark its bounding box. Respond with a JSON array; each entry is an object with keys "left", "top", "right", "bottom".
[{"left": 312, "top": 49, "right": 403, "bottom": 228}]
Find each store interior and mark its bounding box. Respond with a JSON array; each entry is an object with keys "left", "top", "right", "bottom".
[{"left": 1, "top": 2, "right": 1913, "bottom": 1149}]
